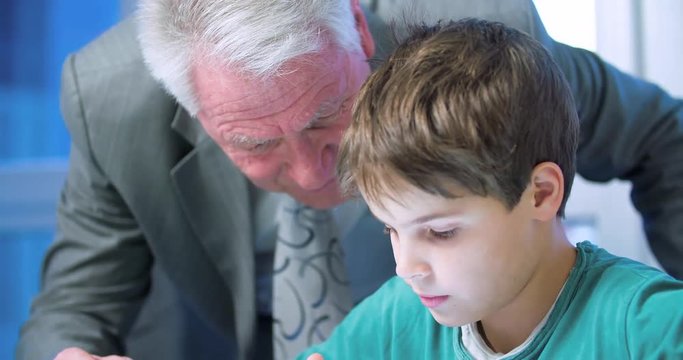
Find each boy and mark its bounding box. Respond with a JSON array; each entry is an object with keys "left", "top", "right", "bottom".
[{"left": 298, "top": 19, "right": 683, "bottom": 359}]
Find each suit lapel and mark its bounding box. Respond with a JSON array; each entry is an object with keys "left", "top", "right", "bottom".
[{"left": 169, "top": 108, "right": 256, "bottom": 356}]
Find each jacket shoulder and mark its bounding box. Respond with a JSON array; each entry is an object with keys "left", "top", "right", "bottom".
[
  {"left": 73, "top": 17, "right": 145, "bottom": 72},
  {"left": 61, "top": 17, "right": 186, "bottom": 176}
]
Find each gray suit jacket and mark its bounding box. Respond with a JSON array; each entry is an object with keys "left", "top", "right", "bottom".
[{"left": 17, "top": 1, "right": 683, "bottom": 359}]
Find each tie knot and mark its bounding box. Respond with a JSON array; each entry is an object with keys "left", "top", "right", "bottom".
[
  {"left": 294, "top": 205, "right": 333, "bottom": 227},
  {"left": 279, "top": 197, "right": 336, "bottom": 236}
]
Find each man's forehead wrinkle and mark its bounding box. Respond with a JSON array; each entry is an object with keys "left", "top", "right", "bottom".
[
  {"left": 209, "top": 84, "right": 312, "bottom": 130},
  {"left": 306, "top": 60, "right": 350, "bottom": 116},
  {"left": 208, "top": 98, "right": 273, "bottom": 122},
  {"left": 201, "top": 82, "right": 260, "bottom": 120},
  {"left": 202, "top": 43, "right": 354, "bottom": 145},
  {"left": 219, "top": 77, "right": 341, "bottom": 144},
  {"left": 208, "top": 64, "right": 333, "bottom": 123},
  {"left": 270, "top": 66, "right": 344, "bottom": 130}
]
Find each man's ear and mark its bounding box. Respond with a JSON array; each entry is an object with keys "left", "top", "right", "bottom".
[
  {"left": 529, "top": 162, "right": 565, "bottom": 221},
  {"left": 350, "top": 0, "right": 375, "bottom": 58}
]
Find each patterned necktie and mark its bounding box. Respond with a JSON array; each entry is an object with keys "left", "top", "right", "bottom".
[{"left": 272, "top": 196, "right": 353, "bottom": 360}]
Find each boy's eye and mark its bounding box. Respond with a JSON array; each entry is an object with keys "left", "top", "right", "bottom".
[{"left": 428, "top": 228, "right": 459, "bottom": 240}]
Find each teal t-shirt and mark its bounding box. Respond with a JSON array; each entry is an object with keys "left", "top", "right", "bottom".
[{"left": 297, "top": 242, "right": 683, "bottom": 359}]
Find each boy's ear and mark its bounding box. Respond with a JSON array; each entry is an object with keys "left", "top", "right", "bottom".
[{"left": 528, "top": 162, "right": 564, "bottom": 221}]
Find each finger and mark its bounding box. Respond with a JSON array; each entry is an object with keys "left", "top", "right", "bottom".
[
  {"left": 307, "top": 353, "right": 325, "bottom": 360},
  {"left": 54, "top": 348, "right": 98, "bottom": 360},
  {"left": 53, "top": 348, "right": 131, "bottom": 360}
]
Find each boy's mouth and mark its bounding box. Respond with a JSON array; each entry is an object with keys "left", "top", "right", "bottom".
[{"left": 418, "top": 295, "right": 449, "bottom": 308}]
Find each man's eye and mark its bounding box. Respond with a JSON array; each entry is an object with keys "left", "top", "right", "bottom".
[{"left": 428, "top": 228, "right": 459, "bottom": 240}]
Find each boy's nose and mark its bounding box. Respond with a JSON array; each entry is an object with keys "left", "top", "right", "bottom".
[{"left": 395, "top": 242, "right": 430, "bottom": 280}]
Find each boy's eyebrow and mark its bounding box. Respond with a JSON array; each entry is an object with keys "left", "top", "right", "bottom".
[
  {"left": 367, "top": 197, "right": 464, "bottom": 226},
  {"left": 409, "top": 209, "right": 462, "bottom": 226}
]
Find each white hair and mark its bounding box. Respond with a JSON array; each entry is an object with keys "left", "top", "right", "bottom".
[{"left": 137, "top": 0, "right": 363, "bottom": 116}]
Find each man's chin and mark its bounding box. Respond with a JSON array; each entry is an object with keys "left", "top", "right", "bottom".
[
  {"left": 250, "top": 179, "right": 347, "bottom": 208},
  {"left": 295, "top": 189, "right": 346, "bottom": 209}
]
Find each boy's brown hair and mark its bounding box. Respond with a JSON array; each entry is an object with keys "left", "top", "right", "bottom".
[{"left": 337, "top": 18, "right": 579, "bottom": 215}]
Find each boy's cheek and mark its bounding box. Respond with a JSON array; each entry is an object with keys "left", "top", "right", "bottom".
[{"left": 390, "top": 236, "right": 400, "bottom": 267}]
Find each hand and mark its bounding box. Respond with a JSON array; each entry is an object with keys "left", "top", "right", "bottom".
[
  {"left": 54, "top": 347, "right": 132, "bottom": 360},
  {"left": 307, "top": 353, "right": 324, "bottom": 360}
]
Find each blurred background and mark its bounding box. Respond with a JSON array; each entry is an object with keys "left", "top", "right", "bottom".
[
  {"left": 1, "top": 0, "right": 681, "bottom": 357},
  {"left": 1, "top": 0, "right": 133, "bottom": 355}
]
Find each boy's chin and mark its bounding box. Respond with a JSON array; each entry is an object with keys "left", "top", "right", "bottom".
[
  {"left": 428, "top": 309, "right": 470, "bottom": 328},
  {"left": 429, "top": 309, "right": 466, "bottom": 327}
]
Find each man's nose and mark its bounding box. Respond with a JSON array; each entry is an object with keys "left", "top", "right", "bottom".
[{"left": 285, "top": 136, "right": 334, "bottom": 190}]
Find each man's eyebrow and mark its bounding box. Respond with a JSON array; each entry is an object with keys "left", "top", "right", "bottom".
[
  {"left": 226, "top": 133, "right": 275, "bottom": 146},
  {"left": 304, "top": 97, "right": 347, "bottom": 128},
  {"left": 317, "top": 97, "right": 343, "bottom": 114}
]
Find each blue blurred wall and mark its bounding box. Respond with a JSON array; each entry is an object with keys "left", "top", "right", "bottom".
[{"left": 1, "top": 0, "right": 122, "bottom": 356}]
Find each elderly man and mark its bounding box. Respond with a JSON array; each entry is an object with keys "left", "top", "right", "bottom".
[{"left": 16, "top": 0, "right": 683, "bottom": 359}]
